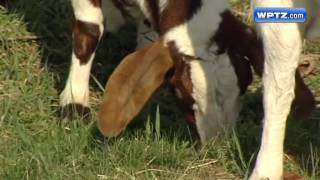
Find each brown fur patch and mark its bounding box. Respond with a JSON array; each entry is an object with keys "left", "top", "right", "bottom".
[
  {"left": 211, "top": 10, "right": 314, "bottom": 115},
  {"left": 144, "top": 0, "right": 160, "bottom": 31},
  {"left": 169, "top": 42, "right": 196, "bottom": 125},
  {"left": 73, "top": 20, "right": 101, "bottom": 65},
  {"left": 156, "top": 0, "right": 203, "bottom": 125},
  {"left": 283, "top": 172, "right": 304, "bottom": 180},
  {"left": 213, "top": 11, "right": 314, "bottom": 116},
  {"left": 212, "top": 10, "right": 259, "bottom": 94},
  {"left": 159, "top": 0, "right": 202, "bottom": 34},
  {"left": 90, "top": 0, "right": 101, "bottom": 7},
  {"left": 228, "top": 53, "right": 253, "bottom": 95},
  {"left": 98, "top": 39, "right": 173, "bottom": 137}
]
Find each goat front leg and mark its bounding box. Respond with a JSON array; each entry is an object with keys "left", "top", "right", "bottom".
[
  {"left": 250, "top": 22, "right": 302, "bottom": 180},
  {"left": 60, "top": 0, "right": 104, "bottom": 121}
]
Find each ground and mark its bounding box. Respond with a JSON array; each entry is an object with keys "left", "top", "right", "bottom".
[{"left": 0, "top": 0, "right": 320, "bottom": 179}]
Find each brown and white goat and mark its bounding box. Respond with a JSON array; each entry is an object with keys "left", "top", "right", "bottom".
[
  {"left": 60, "top": 0, "right": 315, "bottom": 179},
  {"left": 61, "top": 0, "right": 265, "bottom": 142}
]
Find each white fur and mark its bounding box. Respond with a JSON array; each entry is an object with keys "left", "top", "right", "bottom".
[
  {"left": 164, "top": 0, "right": 229, "bottom": 61},
  {"left": 190, "top": 54, "right": 240, "bottom": 144},
  {"left": 60, "top": 54, "right": 94, "bottom": 107},
  {"left": 250, "top": 0, "right": 319, "bottom": 179},
  {"left": 164, "top": 0, "right": 240, "bottom": 144},
  {"left": 60, "top": 0, "right": 104, "bottom": 107},
  {"left": 71, "top": 0, "right": 104, "bottom": 32},
  {"left": 134, "top": 0, "right": 149, "bottom": 19},
  {"left": 158, "top": 0, "right": 169, "bottom": 13},
  {"left": 135, "top": 0, "right": 169, "bottom": 20}
]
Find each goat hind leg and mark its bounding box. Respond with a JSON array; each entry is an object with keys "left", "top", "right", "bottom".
[{"left": 60, "top": 0, "right": 104, "bottom": 121}]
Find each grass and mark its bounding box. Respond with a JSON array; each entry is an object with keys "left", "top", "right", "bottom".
[{"left": 0, "top": 0, "right": 320, "bottom": 179}]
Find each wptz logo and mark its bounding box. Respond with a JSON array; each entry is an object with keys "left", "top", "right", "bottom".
[{"left": 254, "top": 8, "right": 307, "bottom": 23}]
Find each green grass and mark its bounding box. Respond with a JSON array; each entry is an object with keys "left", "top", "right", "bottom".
[{"left": 1, "top": 0, "right": 320, "bottom": 179}]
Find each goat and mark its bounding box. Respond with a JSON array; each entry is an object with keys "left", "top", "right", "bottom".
[
  {"left": 60, "top": 0, "right": 315, "bottom": 179},
  {"left": 61, "top": 0, "right": 262, "bottom": 141},
  {"left": 98, "top": 9, "right": 260, "bottom": 143},
  {"left": 250, "top": 0, "right": 319, "bottom": 179}
]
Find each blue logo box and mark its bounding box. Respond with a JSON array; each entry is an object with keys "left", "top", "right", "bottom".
[{"left": 254, "top": 8, "right": 307, "bottom": 23}]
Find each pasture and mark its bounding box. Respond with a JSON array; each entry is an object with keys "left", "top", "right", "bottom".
[{"left": 1, "top": 0, "right": 320, "bottom": 179}]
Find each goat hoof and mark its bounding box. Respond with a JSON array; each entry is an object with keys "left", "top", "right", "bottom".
[
  {"left": 283, "top": 172, "right": 303, "bottom": 180},
  {"left": 60, "top": 103, "right": 91, "bottom": 124},
  {"left": 299, "top": 57, "right": 316, "bottom": 77},
  {"left": 249, "top": 169, "right": 280, "bottom": 180}
]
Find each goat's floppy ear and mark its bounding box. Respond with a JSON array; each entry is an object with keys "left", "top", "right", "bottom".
[{"left": 98, "top": 40, "right": 173, "bottom": 137}]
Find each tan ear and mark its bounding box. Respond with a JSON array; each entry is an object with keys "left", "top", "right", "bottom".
[{"left": 98, "top": 40, "right": 173, "bottom": 137}]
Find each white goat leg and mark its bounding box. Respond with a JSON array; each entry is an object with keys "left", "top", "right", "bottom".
[
  {"left": 60, "top": 0, "right": 104, "bottom": 117},
  {"left": 250, "top": 22, "right": 302, "bottom": 180}
]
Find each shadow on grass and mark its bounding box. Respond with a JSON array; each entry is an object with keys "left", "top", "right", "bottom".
[
  {"left": 3, "top": 0, "right": 194, "bottom": 143},
  {"left": 4, "top": 0, "right": 137, "bottom": 90}
]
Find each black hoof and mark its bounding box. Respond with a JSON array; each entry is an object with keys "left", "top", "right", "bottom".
[{"left": 60, "top": 103, "right": 91, "bottom": 124}]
